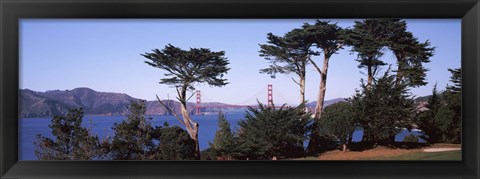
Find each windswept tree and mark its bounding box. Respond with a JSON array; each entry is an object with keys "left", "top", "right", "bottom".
[
  {"left": 34, "top": 108, "right": 106, "bottom": 160},
  {"left": 384, "top": 19, "right": 435, "bottom": 87},
  {"left": 142, "top": 44, "right": 230, "bottom": 159},
  {"left": 259, "top": 30, "right": 316, "bottom": 104},
  {"left": 302, "top": 20, "right": 345, "bottom": 120},
  {"left": 346, "top": 19, "right": 388, "bottom": 89}
]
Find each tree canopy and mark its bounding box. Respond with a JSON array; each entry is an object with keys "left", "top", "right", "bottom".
[{"left": 142, "top": 44, "right": 230, "bottom": 159}]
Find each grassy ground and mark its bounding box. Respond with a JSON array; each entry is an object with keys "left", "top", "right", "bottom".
[
  {"left": 291, "top": 143, "right": 461, "bottom": 160},
  {"left": 366, "top": 150, "right": 461, "bottom": 160}
]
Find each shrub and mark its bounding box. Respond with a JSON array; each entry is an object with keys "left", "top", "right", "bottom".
[{"left": 236, "top": 103, "right": 312, "bottom": 160}]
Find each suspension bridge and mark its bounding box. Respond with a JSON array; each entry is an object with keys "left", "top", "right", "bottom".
[{"left": 188, "top": 84, "right": 315, "bottom": 115}]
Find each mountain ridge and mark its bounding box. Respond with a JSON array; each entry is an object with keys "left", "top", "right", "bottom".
[{"left": 20, "top": 87, "right": 420, "bottom": 118}]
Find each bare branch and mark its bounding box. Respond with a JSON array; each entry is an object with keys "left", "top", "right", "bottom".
[
  {"left": 156, "top": 94, "right": 186, "bottom": 126},
  {"left": 186, "top": 91, "right": 197, "bottom": 102},
  {"left": 308, "top": 58, "right": 323, "bottom": 74},
  {"left": 291, "top": 77, "right": 300, "bottom": 86}
]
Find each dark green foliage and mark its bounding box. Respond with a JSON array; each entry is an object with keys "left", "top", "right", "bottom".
[
  {"left": 110, "top": 100, "right": 156, "bottom": 160},
  {"left": 318, "top": 102, "right": 356, "bottom": 151},
  {"left": 209, "top": 112, "right": 237, "bottom": 160},
  {"left": 346, "top": 19, "right": 434, "bottom": 88},
  {"left": 235, "top": 103, "right": 312, "bottom": 160},
  {"left": 416, "top": 84, "right": 443, "bottom": 143},
  {"left": 302, "top": 20, "right": 345, "bottom": 59},
  {"left": 34, "top": 108, "right": 105, "bottom": 160},
  {"left": 143, "top": 44, "right": 230, "bottom": 159},
  {"left": 346, "top": 19, "right": 388, "bottom": 87},
  {"left": 108, "top": 101, "right": 196, "bottom": 160},
  {"left": 403, "top": 134, "right": 420, "bottom": 143},
  {"left": 156, "top": 125, "right": 196, "bottom": 160},
  {"left": 201, "top": 148, "right": 217, "bottom": 160},
  {"left": 259, "top": 28, "right": 315, "bottom": 104},
  {"left": 444, "top": 68, "right": 461, "bottom": 143},
  {"left": 416, "top": 68, "right": 461, "bottom": 144},
  {"left": 384, "top": 19, "right": 435, "bottom": 87},
  {"left": 349, "top": 69, "right": 415, "bottom": 146},
  {"left": 142, "top": 44, "right": 230, "bottom": 90},
  {"left": 259, "top": 31, "right": 312, "bottom": 79}
]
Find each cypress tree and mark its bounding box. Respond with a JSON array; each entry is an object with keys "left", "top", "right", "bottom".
[
  {"left": 210, "top": 111, "right": 236, "bottom": 160},
  {"left": 34, "top": 108, "right": 105, "bottom": 160}
]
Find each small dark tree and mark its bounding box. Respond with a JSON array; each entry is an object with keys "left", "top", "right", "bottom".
[
  {"left": 416, "top": 84, "right": 443, "bottom": 143},
  {"left": 210, "top": 112, "right": 236, "bottom": 160},
  {"left": 34, "top": 108, "right": 104, "bottom": 160},
  {"left": 444, "top": 68, "right": 461, "bottom": 143},
  {"left": 236, "top": 103, "right": 311, "bottom": 160},
  {"left": 156, "top": 123, "right": 196, "bottom": 160},
  {"left": 319, "top": 102, "right": 356, "bottom": 152},
  {"left": 142, "top": 44, "right": 230, "bottom": 159},
  {"left": 110, "top": 100, "right": 155, "bottom": 160}
]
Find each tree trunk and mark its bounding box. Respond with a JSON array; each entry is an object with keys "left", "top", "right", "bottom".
[
  {"left": 342, "top": 144, "right": 347, "bottom": 152},
  {"left": 179, "top": 86, "right": 201, "bottom": 160},
  {"left": 367, "top": 65, "right": 373, "bottom": 89},
  {"left": 315, "top": 53, "right": 329, "bottom": 120},
  {"left": 394, "top": 52, "right": 405, "bottom": 86},
  {"left": 180, "top": 102, "right": 201, "bottom": 160},
  {"left": 299, "top": 77, "right": 306, "bottom": 104}
]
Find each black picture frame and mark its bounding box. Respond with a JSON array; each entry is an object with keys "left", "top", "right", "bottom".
[{"left": 1, "top": 0, "right": 479, "bottom": 178}]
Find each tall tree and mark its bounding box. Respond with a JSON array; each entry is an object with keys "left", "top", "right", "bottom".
[
  {"left": 302, "top": 20, "right": 345, "bottom": 120},
  {"left": 346, "top": 19, "right": 388, "bottom": 89},
  {"left": 34, "top": 108, "right": 105, "bottom": 160},
  {"left": 142, "top": 44, "right": 230, "bottom": 159},
  {"left": 259, "top": 30, "right": 316, "bottom": 104},
  {"left": 210, "top": 111, "right": 236, "bottom": 160}
]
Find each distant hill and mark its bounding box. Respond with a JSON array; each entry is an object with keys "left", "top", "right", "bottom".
[
  {"left": 305, "top": 98, "right": 347, "bottom": 109},
  {"left": 20, "top": 88, "right": 231, "bottom": 118},
  {"left": 20, "top": 88, "right": 432, "bottom": 118}
]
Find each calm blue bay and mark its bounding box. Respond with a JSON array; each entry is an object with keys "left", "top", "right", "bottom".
[{"left": 19, "top": 112, "right": 421, "bottom": 160}]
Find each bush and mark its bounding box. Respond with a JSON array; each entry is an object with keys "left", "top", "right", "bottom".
[
  {"left": 201, "top": 148, "right": 217, "bottom": 160},
  {"left": 318, "top": 102, "right": 356, "bottom": 152},
  {"left": 34, "top": 108, "right": 105, "bottom": 160},
  {"left": 109, "top": 100, "right": 156, "bottom": 160},
  {"left": 153, "top": 124, "right": 196, "bottom": 160},
  {"left": 235, "top": 103, "right": 312, "bottom": 160}
]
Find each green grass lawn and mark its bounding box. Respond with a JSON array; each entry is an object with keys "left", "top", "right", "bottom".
[{"left": 367, "top": 150, "right": 462, "bottom": 160}]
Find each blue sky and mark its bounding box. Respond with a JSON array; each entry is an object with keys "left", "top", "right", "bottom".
[{"left": 20, "top": 19, "right": 461, "bottom": 105}]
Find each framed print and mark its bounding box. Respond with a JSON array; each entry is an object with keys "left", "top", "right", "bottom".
[{"left": 1, "top": 0, "right": 479, "bottom": 178}]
